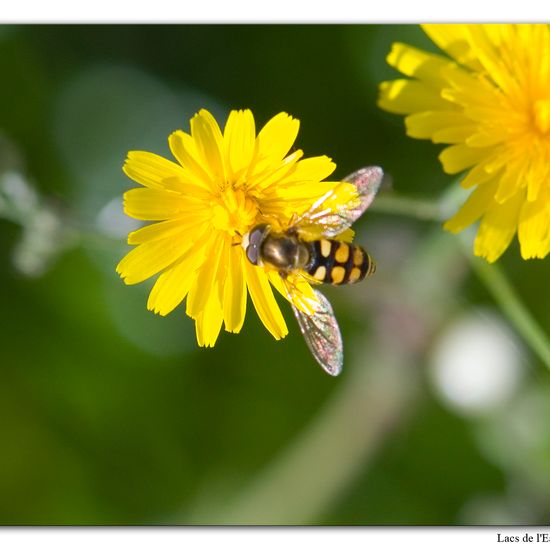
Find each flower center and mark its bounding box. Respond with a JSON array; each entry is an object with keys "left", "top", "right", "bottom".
[
  {"left": 211, "top": 186, "right": 259, "bottom": 236},
  {"left": 533, "top": 99, "right": 550, "bottom": 135}
]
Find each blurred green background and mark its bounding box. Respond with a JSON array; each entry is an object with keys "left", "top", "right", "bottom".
[{"left": 1, "top": 24, "right": 550, "bottom": 525}]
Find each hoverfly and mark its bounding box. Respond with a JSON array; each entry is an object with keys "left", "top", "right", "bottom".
[{"left": 242, "top": 166, "right": 383, "bottom": 376}]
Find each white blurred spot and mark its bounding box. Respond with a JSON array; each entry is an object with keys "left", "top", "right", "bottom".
[
  {"left": 429, "top": 309, "right": 524, "bottom": 416},
  {"left": 0, "top": 171, "right": 77, "bottom": 277},
  {"left": 0, "top": 171, "right": 38, "bottom": 215},
  {"left": 13, "top": 209, "right": 64, "bottom": 277},
  {"left": 96, "top": 196, "right": 141, "bottom": 238}
]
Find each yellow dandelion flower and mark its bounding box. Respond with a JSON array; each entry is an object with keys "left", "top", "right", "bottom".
[
  {"left": 116, "top": 108, "right": 356, "bottom": 347},
  {"left": 379, "top": 24, "right": 550, "bottom": 262}
]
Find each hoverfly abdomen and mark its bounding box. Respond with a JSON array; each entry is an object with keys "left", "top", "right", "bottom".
[{"left": 306, "top": 239, "right": 375, "bottom": 285}]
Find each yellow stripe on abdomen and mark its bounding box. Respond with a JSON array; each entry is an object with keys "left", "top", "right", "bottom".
[
  {"left": 320, "top": 239, "right": 332, "bottom": 258},
  {"left": 334, "top": 243, "right": 350, "bottom": 263},
  {"left": 330, "top": 266, "right": 346, "bottom": 284},
  {"left": 312, "top": 265, "right": 327, "bottom": 282}
]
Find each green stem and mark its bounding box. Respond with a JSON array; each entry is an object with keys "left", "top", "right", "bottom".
[
  {"left": 370, "top": 193, "right": 445, "bottom": 222},
  {"left": 467, "top": 253, "right": 550, "bottom": 371}
]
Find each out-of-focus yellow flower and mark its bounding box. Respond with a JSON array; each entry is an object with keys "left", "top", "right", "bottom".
[
  {"left": 379, "top": 24, "right": 550, "bottom": 262},
  {"left": 117, "top": 109, "right": 355, "bottom": 347}
]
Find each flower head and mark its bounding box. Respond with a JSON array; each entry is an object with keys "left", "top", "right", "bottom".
[
  {"left": 116, "top": 109, "right": 355, "bottom": 347},
  {"left": 379, "top": 24, "right": 550, "bottom": 262}
]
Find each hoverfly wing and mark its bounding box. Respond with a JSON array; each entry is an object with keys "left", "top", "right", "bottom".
[
  {"left": 293, "top": 166, "right": 383, "bottom": 238},
  {"left": 341, "top": 165, "right": 384, "bottom": 224},
  {"left": 291, "top": 288, "right": 343, "bottom": 376}
]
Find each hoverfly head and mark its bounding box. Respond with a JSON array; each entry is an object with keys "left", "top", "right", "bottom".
[{"left": 242, "top": 224, "right": 270, "bottom": 266}]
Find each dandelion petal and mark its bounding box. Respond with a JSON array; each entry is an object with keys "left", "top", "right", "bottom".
[
  {"left": 223, "top": 245, "right": 247, "bottom": 333},
  {"left": 244, "top": 261, "right": 288, "bottom": 340},
  {"left": 475, "top": 193, "right": 523, "bottom": 262},
  {"left": 256, "top": 112, "right": 299, "bottom": 161},
  {"left": 224, "top": 109, "right": 256, "bottom": 177},
  {"left": 518, "top": 195, "right": 550, "bottom": 259}
]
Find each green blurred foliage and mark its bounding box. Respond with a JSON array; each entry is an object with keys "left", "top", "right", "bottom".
[{"left": 0, "top": 24, "right": 549, "bottom": 525}]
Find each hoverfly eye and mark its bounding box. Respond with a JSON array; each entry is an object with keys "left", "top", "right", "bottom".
[
  {"left": 245, "top": 225, "right": 268, "bottom": 265},
  {"left": 246, "top": 243, "right": 259, "bottom": 265}
]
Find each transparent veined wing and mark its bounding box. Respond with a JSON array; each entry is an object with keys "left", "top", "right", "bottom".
[
  {"left": 291, "top": 288, "right": 343, "bottom": 376},
  {"left": 341, "top": 165, "right": 384, "bottom": 223},
  {"left": 293, "top": 166, "right": 383, "bottom": 238}
]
